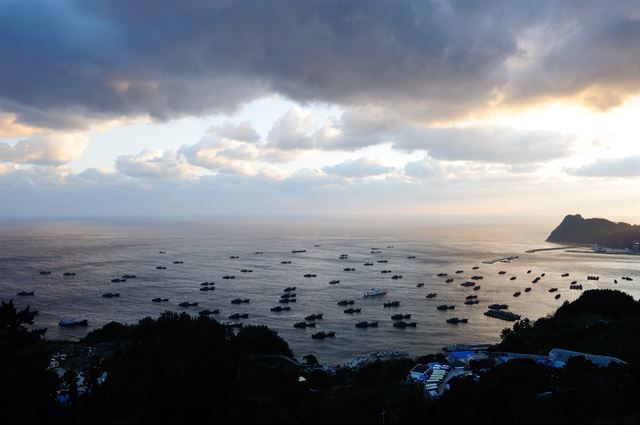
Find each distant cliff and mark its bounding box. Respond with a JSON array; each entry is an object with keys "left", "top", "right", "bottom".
[{"left": 547, "top": 214, "right": 640, "bottom": 248}]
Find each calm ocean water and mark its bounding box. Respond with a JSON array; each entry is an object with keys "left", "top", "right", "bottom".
[{"left": 1, "top": 217, "right": 638, "bottom": 364}]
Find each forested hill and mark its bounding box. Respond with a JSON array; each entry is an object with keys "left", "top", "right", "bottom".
[{"left": 546, "top": 214, "right": 640, "bottom": 247}]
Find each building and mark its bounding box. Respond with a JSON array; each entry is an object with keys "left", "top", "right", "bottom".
[
  {"left": 409, "top": 363, "right": 429, "bottom": 381},
  {"left": 548, "top": 349, "right": 627, "bottom": 367}
]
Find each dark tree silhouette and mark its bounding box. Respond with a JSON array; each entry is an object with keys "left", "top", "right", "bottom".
[{"left": 0, "top": 300, "right": 59, "bottom": 422}]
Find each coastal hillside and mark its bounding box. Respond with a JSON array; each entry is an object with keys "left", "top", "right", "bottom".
[
  {"left": 546, "top": 214, "right": 640, "bottom": 247},
  {"left": 2, "top": 290, "right": 640, "bottom": 424}
]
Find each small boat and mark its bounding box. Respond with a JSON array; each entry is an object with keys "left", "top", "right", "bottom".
[
  {"left": 222, "top": 275, "right": 236, "bottom": 279},
  {"left": 436, "top": 273, "right": 447, "bottom": 277},
  {"left": 311, "top": 331, "right": 335, "bottom": 339},
  {"left": 200, "top": 286, "right": 215, "bottom": 291},
  {"left": 391, "top": 314, "right": 411, "bottom": 320},
  {"left": 446, "top": 317, "right": 468, "bottom": 324},
  {"left": 363, "top": 288, "right": 387, "bottom": 297},
  {"left": 281, "top": 261, "right": 292, "bottom": 264},
  {"left": 229, "top": 256, "right": 239, "bottom": 259},
  {"left": 407, "top": 256, "right": 416, "bottom": 259},
  {"left": 198, "top": 309, "right": 219, "bottom": 316},
  {"left": 524, "top": 287, "right": 531, "bottom": 292},
  {"left": 472, "top": 266, "right": 480, "bottom": 270},
  {"left": 527, "top": 270, "right": 531, "bottom": 274},
  {"left": 392, "top": 321, "right": 417, "bottom": 328},
  {"left": 59, "top": 319, "right": 88, "bottom": 327},
  {"left": 305, "top": 313, "right": 323, "bottom": 321},
  {"left": 337, "top": 300, "right": 355, "bottom": 306},
  {"left": 173, "top": 261, "right": 184, "bottom": 264},
  {"left": 155, "top": 266, "right": 167, "bottom": 270},
  {"left": 254, "top": 251, "right": 264, "bottom": 255},
  {"left": 39, "top": 271, "right": 51, "bottom": 275},
  {"left": 548, "top": 288, "right": 558, "bottom": 293},
  {"left": 455, "top": 270, "right": 464, "bottom": 274},
  {"left": 179, "top": 302, "right": 198, "bottom": 307},
  {"left": 17, "top": 291, "right": 34, "bottom": 296},
  {"left": 344, "top": 308, "right": 361, "bottom": 314},
  {"left": 102, "top": 293, "right": 120, "bottom": 298},
  {"left": 63, "top": 272, "right": 76, "bottom": 276},
  {"left": 159, "top": 251, "right": 166, "bottom": 254},
  {"left": 445, "top": 278, "right": 454, "bottom": 283},
  {"left": 329, "top": 279, "right": 340, "bottom": 285},
  {"left": 280, "top": 293, "right": 296, "bottom": 299},
  {"left": 437, "top": 304, "right": 455, "bottom": 311},
  {"left": 561, "top": 273, "right": 569, "bottom": 277},
  {"left": 426, "top": 293, "right": 437, "bottom": 298},
  {"left": 464, "top": 299, "right": 479, "bottom": 305},
  {"left": 363, "top": 262, "right": 374, "bottom": 266},
  {"left": 228, "top": 313, "right": 249, "bottom": 319},
  {"left": 283, "top": 286, "right": 297, "bottom": 292},
  {"left": 314, "top": 244, "right": 321, "bottom": 247},
  {"left": 555, "top": 294, "right": 561, "bottom": 299},
  {"left": 541, "top": 273, "right": 546, "bottom": 277},
  {"left": 416, "top": 282, "right": 425, "bottom": 288},
  {"left": 271, "top": 306, "right": 291, "bottom": 312},
  {"left": 151, "top": 297, "right": 169, "bottom": 302},
  {"left": 355, "top": 321, "right": 378, "bottom": 328},
  {"left": 465, "top": 295, "right": 478, "bottom": 300},
  {"left": 489, "top": 304, "right": 509, "bottom": 310},
  {"left": 122, "top": 274, "right": 136, "bottom": 279},
  {"left": 293, "top": 321, "right": 316, "bottom": 329},
  {"left": 383, "top": 301, "right": 400, "bottom": 308},
  {"left": 343, "top": 268, "right": 355, "bottom": 272},
  {"left": 460, "top": 281, "right": 475, "bottom": 287},
  {"left": 381, "top": 270, "right": 392, "bottom": 274},
  {"left": 498, "top": 271, "right": 506, "bottom": 275},
  {"left": 240, "top": 269, "right": 253, "bottom": 273},
  {"left": 473, "top": 285, "right": 481, "bottom": 291},
  {"left": 391, "top": 275, "right": 403, "bottom": 280},
  {"left": 570, "top": 284, "right": 583, "bottom": 290},
  {"left": 303, "top": 273, "right": 317, "bottom": 278},
  {"left": 510, "top": 276, "right": 517, "bottom": 281},
  {"left": 200, "top": 281, "right": 215, "bottom": 287},
  {"left": 230, "top": 298, "right": 250, "bottom": 304},
  {"left": 377, "top": 260, "right": 388, "bottom": 263},
  {"left": 111, "top": 278, "right": 126, "bottom": 283},
  {"left": 484, "top": 310, "right": 521, "bottom": 321},
  {"left": 291, "top": 250, "right": 306, "bottom": 253},
  {"left": 513, "top": 291, "right": 521, "bottom": 297},
  {"left": 471, "top": 275, "right": 483, "bottom": 280}
]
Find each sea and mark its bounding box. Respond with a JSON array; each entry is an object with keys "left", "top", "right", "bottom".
[{"left": 1, "top": 217, "right": 638, "bottom": 364}]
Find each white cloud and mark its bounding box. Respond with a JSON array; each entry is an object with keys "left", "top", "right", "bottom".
[
  {"left": 323, "top": 157, "right": 395, "bottom": 178},
  {"left": 267, "top": 107, "right": 314, "bottom": 150},
  {"left": 0, "top": 133, "right": 89, "bottom": 166},
  {"left": 115, "top": 150, "right": 197, "bottom": 179},
  {"left": 565, "top": 156, "right": 640, "bottom": 178},
  {"left": 208, "top": 120, "right": 260, "bottom": 143}
]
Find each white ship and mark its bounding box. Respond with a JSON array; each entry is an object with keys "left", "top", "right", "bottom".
[{"left": 363, "top": 288, "right": 387, "bottom": 297}]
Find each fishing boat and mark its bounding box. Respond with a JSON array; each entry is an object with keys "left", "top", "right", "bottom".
[{"left": 363, "top": 288, "right": 387, "bottom": 297}]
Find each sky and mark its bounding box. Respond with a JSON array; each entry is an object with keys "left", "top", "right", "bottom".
[{"left": 0, "top": 0, "right": 639, "bottom": 221}]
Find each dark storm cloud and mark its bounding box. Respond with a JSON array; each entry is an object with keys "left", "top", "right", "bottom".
[{"left": 0, "top": 0, "right": 637, "bottom": 129}]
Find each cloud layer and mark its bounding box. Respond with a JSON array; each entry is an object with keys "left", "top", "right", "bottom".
[{"left": 1, "top": 1, "right": 637, "bottom": 130}]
